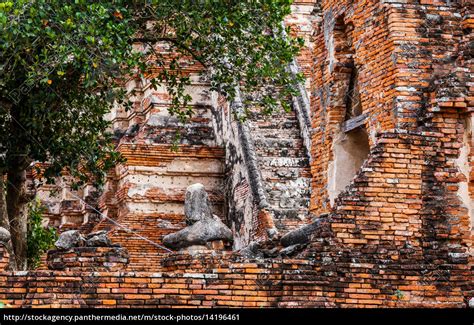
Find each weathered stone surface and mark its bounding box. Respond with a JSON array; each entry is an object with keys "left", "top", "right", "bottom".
[
  {"left": 181, "top": 245, "right": 210, "bottom": 255},
  {"left": 54, "top": 230, "right": 84, "bottom": 251},
  {"left": 279, "top": 244, "right": 306, "bottom": 257},
  {"left": 163, "top": 184, "right": 232, "bottom": 250},
  {"left": 184, "top": 183, "right": 214, "bottom": 224},
  {"left": 47, "top": 246, "right": 129, "bottom": 271},
  {"left": 280, "top": 215, "right": 328, "bottom": 247},
  {"left": 163, "top": 214, "right": 232, "bottom": 250},
  {"left": 86, "top": 230, "right": 107, "bottom": 239},
  {"left": 85, "top": 231, "right": 112, "bottom": 247},
  {"left": 0, "top": 227, "right": 11, "bottom": 245},
  {"left": 238, "top": 241, "right": 264, "bottom": 258},
  {"left": 238, "top": 238, "right": 289, "bottom": 258}
]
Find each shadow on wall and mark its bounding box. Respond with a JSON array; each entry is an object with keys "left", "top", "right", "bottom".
[{"left": 328, "top": 127, "right": 370, "bottom": 206}]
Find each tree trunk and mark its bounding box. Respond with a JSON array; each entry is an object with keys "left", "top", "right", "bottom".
[
  {"left": 6, "top": 161, "right": 29, "bottom": 270},
  {"left": 0, "top": 174, "right": 7, "bottom": 228},
  {"left": 0, "top": 173, "right": 17, "bottom": 270}
]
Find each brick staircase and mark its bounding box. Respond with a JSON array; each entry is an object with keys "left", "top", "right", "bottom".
[{"left": 248, "top": 108, "right": 312, "bottom": 234}]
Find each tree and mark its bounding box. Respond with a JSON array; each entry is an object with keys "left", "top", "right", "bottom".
[{"left": 0, "top": 0, "right": 302, "bottom": 269}]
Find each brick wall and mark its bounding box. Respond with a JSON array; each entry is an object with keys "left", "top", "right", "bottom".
[
  {"left": 306, "top": 0, "right": 471, "bottom": 212},
  {"left": 0, "top": 247, "right": 8, "bottom": 271},
  {"left": 302, "top": 130, "right": 472, "bottom": 307},
  {"left": 303, "top": 2, "right": 473, "bottom": 306},
  {"left": 211, "top": 93, "right": 276, "bottom": 248},
  {"left": 46, "top": 247, "right": 129, "bottom": 272},
  {"left": 308, "top": 0, "right": 398, "bottom": 213},
  {"left": 92, "top": 68, "right": 226, "bottom": 268},
  {"left": 0, "top": 251, "right": 470, "bottom": 308}
]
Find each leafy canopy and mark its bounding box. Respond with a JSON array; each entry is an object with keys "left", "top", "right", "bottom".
[{"left": 0, "top": 0, "right": 302, "bottom": 187}]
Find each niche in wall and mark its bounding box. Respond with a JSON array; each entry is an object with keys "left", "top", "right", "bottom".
[
  {"left": 328, "top": 128, "right": 370, "bottom": 206},
  {"left": 327, "top": 15, "right": 370, "bottom": 207}
]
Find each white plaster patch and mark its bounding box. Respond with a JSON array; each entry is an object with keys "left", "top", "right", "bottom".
[
  {"left": 127, "top": 183, "right": 151, "bottom": 198},
  {"left": 268, "top": 157, "right": 304, "bottom": 167},
  {"left": 328, "top": 129, "right": 370, "bottom": 206},
  {"left": 454, "top": 116, "right": 474, "bottom": 234}
]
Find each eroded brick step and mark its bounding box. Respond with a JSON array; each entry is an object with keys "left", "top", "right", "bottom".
[
  {"left": 251, "top": 111, "right": 298, "bottom": 119},
  {"left": 272, "top": 207, "right": 309, "bottom": 219},
  {"left": 258, "top": 157, "right": 309, "bottom": 168},
  {"left": 251, "top": 118, "right": 299, "bottom": 128},
  {"left": 246, "top": 103, "right": 312, "bottom": 235},
  {"left": 264, "top": 178, "right": 311, "bottom": 191},
  {"left": 138, "top": 126, "right": 216, "bottom": 146},
  {"left": 274, "top": 219, "right": 310, "bottom": 232},
  {"left": 254, "top": 138, "right": 307, "bottom": 157},
  {"left": 252, "top": 134, "right": 303, "bottom": 143},
  {"left": 250, "top": 128, "right": 301, "bottom": 139},
  {"left": 268, "top": 200, "right": 310, "bottom": 211},
  {"left": 261, "top": 168, "right": 311, "bottom": 181},
  {"left": 249, "top": 115, "right": 299, "bottom": 127},
  {"left": 266, "top": 192, "right": 311, "bottom": 204}
]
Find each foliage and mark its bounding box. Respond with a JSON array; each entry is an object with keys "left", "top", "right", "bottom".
[
  {"left": 132, "top": 0, "right": 304, "bottom": 119},
  {"left": 394, "top": 290, "right": 405, "bottom": 300},
  {"left": 0, "top": 0, "right": 302, "bottom": 189},
  {"left": 0, "top": 0, "right": 135, "bottom": 188},
  {"left": 26, "top": 199, "right": 57, "bottom": 269}
]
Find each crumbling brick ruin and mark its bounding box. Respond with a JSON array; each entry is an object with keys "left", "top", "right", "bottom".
[{"left": 0, "top": 0, "right": 472, "bottom": 308}]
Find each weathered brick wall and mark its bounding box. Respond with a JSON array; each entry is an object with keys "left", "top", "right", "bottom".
[
  {"left": 304, "top": 1, "right": 473, "bottom": 305},
  {"left": 0, "top": 247, "right": 8, "bottom": 271},
  {"left": 0, "top": 251, "right": 470, "bottom": 308},
  {"left": 301, "top": 130, "right": 473, "bottom": 307},
  {"left": 282, "top": 1, "right": 473, "bottom": 307},
  {"left": 307, "top": 0, "right": 471, "bottom": 212},
  {"left": 211, "top": 93, "right": 269, "bottom": 248},
  {"left": 46, "top": 247, "right": 129, "bottom": 272},
  {"left": 209, "top": 2, "right": 318, "bottom": 244},
  {"left": 29, "top": 166, "right": 100, "bottom": 230},
  {"left": 211, "top": 86, "right": 314, "bottom": 245},
  {"left": 92, "top": 65, "right": 226, "bottom": 268},
  {"left": 309, "top": 0, "right": 398, "bottom": 213}
]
